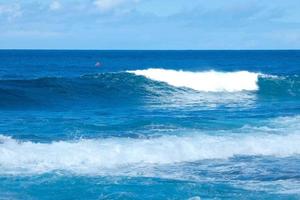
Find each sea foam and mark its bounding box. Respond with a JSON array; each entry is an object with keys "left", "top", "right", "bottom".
[
  {"left": 1, "top": 130, "right": 300, "bottom": 174},
  {"left": 128, "top": 68, "right": 260, "bottom": 92},
  {"left": 1, "top": 115, "right": 299, "bottom": 175}
]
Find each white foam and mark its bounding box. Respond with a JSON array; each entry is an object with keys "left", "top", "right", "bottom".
[
  {"left": 1, "top": 131, "right": 300, "bottom": 174},
  {"left": 128, "top": 68, "right": 260, "bottom": 92}
]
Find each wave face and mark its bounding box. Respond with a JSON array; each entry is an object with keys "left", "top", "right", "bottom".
[
  {"left": 0, "top": 73, "right": 153, "bottom": 109},
  {"left": 128, "top": 69, "right": 260, "bottom": 92},
  {"left": 1, "top": 115, "right": 300, "bottom": 175}
]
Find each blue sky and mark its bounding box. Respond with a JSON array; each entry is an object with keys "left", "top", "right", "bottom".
[{"left": 0, "top": 0, "right": 300, "bottom": 49}]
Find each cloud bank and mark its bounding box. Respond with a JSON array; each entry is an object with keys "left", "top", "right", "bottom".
[{"left": 0, "top": 0, "right": 299, "bottom": 49}]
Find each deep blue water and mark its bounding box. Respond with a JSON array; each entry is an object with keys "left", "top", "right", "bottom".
[{"left": 0, "top": 50, "right": 300, "bottom": 199}]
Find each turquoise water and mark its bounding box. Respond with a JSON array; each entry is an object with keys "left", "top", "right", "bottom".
[{"left": 0, "top": 50, "right": 300, "bottom": 199}]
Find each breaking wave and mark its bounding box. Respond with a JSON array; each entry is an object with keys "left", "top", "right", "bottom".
[{"left": 0, "top": 69, "right": 299, "bottom": 109}]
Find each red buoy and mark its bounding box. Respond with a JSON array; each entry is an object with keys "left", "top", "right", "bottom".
[{"left": 95, "top": 62, "right": 101, "bottom": 67}]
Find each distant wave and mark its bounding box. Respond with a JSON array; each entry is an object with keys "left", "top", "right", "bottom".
[
  {"left": 1, "top": 115, "right": 300, "bottom": 175},
  {"left": 128, "top": 68, "right": 261, "bottom": 92}
]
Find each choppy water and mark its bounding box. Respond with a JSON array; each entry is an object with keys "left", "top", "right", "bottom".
[{"left": 0, "top": 50, "right": 299, "bottom": 199}]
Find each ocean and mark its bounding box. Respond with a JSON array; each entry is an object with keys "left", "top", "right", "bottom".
[{"left": 0, "top": 50, "right": 299, "bottom": 199}]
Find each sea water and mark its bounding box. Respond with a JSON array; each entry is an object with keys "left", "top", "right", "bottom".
[{"left": 0, "top": 50, "right": 299, "bottom": 199}]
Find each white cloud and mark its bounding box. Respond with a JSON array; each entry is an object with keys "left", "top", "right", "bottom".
[
  {"left": 49, "top": 1, "right": 62, "bottom": 11},
  {"left": 93, "top": 0, "right": 138, "bottom": 12},
  {"left": 0, "top": 3, "right": 22, "bottom": 20}
]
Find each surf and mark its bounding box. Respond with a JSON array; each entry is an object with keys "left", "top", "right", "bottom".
[
  {"left": 1, "top": 115, "right": 300, "bottom": 175},
  {"left": 1, "top": 133, "right": 299, "bottom": 175}
]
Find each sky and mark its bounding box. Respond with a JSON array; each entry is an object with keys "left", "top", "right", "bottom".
[{"left": 0, "top": 0, "right": 300, "bottom": 49}]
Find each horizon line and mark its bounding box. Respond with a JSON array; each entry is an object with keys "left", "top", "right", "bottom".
[{"left": 0, "top": 49, "right": 300, "bottom": 51}]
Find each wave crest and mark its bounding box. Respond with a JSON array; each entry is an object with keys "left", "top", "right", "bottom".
[{"left": 128, "top": 68, "right": 260, "bottom": 92}]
